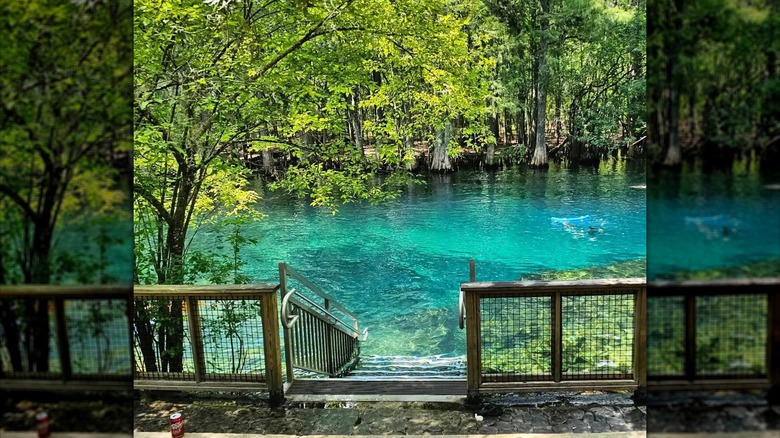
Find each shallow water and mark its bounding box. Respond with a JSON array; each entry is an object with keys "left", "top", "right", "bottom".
[
  {"left": 647, "top": 171, "right": 780, "bottom": 280},
  {"left": 55, "top": 212, "right": 134, "bottom": 284},
  {"left": 195, "top": 166, "right": 647, "bottom": 357}
]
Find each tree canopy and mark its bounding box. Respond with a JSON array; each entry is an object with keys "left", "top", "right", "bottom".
[
  {"left": 0, "top": 0, "right": 132, "bottom": 375},
  {"left": 648, "top": 0, "right": 779, "bottom": 171},
  {"left": 133, "top": 0, "right": 647, "bottom": 285},
  {"left": 1, "top": 0, "right": 132, "bottom": 285}
]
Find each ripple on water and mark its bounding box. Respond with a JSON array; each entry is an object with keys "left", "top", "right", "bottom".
[{"left": 194, "top": 168, "right": 648, "bottom": 357}]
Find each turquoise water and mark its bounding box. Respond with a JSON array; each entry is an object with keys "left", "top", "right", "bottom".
[
  {"left": 55, "top": 211, "right": 133, "bottom": 284},
  {"left": 195, "top": 167, "right": 646, "bottom": 357},
  {"left": 647, "top": 171, "right": 780, "bottom": 280}
]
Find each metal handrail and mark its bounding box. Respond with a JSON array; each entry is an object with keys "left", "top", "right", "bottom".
[
  {"left": 281, "top": 287, "right": 367, "bottom": 340},
  {"left": 280, "top": 263, "right": 368, "bottom": 341},
  {"left": 284, "top": 264, "right": 360, "bottom": 320},
  {"left": 458, "top": 289, "right": 466, "bottom": 330},
  {"left": 280, "top": 288, "right": 301, "bottom": 329}
]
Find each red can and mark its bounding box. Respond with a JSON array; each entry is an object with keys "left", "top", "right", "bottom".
[
  {"left": 36, "top": 412, "right": 50, "bottom": 438},
  {"left": 170, "top": 412, "right": 184, "bottom": 438}
]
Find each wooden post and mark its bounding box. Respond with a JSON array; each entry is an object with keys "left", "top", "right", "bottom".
[
  {"left": 767, "top": 290, "right": 780, "bottom": 405},
  {"left": 552, "top": 292, "right": 562, "bottom": 383},
  {"left": 186, "top": 296, "right": 206, "bottom": 383},
  {"left": 278, "top": 262, "right": 295, "bottom": 385},
  {"left": 127, "top": 295, "right": 135, "bottom": 380},
  {"left": 261, "top": 290, "right": 284, "bottom": 406},
  {"left": 469, "top": 259, "right": 476, "bottom": 282},
  {"left": 54, "top": 297, "right": 72, "bottom": 381},
  {"left": 465, "top": 289, "right": 481, "bottom": 403},
  {"left": 633, "top": 287, "right": 647, "bottom": 402},
  {"left": 684, "top": 294, "right": 696, "bottom": 381}
]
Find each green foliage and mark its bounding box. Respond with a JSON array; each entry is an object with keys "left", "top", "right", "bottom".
[
  {"left": 648, "top": 0, "right": 779, "bottom": 166},
  {"left": 0, "top": 0, "right": 132, "bottom": 284},
  {"left": 271, "top": 160, "right": 424, "bottom": 212},
  {"left": 520, "top": 259, "right": 647, "bottom": 281},
  {"left": 485, "top": 0, "right": 646, "bottom": 162},
  {"left": 658, "top": 259, "right": 780, "bottom": 280},
  {"left": 497, "top": 145, "right": 528, "bottom": 163},
  {"left": 133, "top": 0, "right": 500, "bottom": 283},
  {"left": 185, "top": 218, "right": 257, "bottom": 284}
]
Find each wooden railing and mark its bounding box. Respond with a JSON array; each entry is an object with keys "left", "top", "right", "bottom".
[
  {"left": 0, "top": 285, "right": 133, "bottom": 391},
  {"left": 279, "top": 263, "right": 366, "bottom": 383},
  {"left": 133, "top": 284, "right": 284, "bottom": 404},
  {"left": 460, "top": 274, "right": 646, "bottom": 402},
  {"left": 647, "top": 278, "right": 780, "bottom": 392}
]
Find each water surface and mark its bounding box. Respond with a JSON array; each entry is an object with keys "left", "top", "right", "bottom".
[
  {"left": 196, "top": 166, "right": 647, "bottom": 356},
  {"left": 647, "top": 170, "right": 780, "bottom": 280}
]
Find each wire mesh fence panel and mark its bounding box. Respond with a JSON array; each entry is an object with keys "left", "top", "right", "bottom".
[
  {"left": 647, "top": 296, "right": 685, "bottom": 376},
  {"left": 561, "top": 294, "right": 635, "bottom": 380},
  {"left": 480, "top": 295, "right": 552, "bottom": 381},
  {"left": 198, "top": 297, "right": 265, "bottom": 382},
  {"left": 66, "top": 298, "right": 131, "bottom": 378},
  {"left": 133, "top": 296, "right": 195, "bottom": 380},
  {"left": 0, "top": 298, "right": 62, "bottom": 379},
  {"left": 696, "top": 294, "right": 767, "bottom": 377}
]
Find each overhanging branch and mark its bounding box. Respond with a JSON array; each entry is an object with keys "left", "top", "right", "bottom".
[{"left": 134, "top": 184, "right": 174, "bottom": 226}]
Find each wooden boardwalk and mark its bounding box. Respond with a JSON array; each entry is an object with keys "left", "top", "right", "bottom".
[{"left": 285, "top": 378, "right": 467, "bottom": 402}]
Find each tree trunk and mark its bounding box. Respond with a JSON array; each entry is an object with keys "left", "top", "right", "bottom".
[
  {"left": 148, "top": 159, "right": 197, "bottom": 373},
  {"left": 662, "top": 0, "right": 682, "bottom": 167},
  {"left": 504, "top": 108, "right": 513, "bottom": 144},
  {"left": 0, "top": 301, "right": 24, "bottom": 372},
  {"left": 663, "top": 59, "right": 681, "bottom": 166},
  {"left": 430, "top": 120, "right": 453, "bottom": 172},
  {"left": 402, "top": 102, "right": 415, "bottom": 170},
  {"left": 530, "top": 1, "right": 550, "bottom": 168},
  {"left": 22, "top": 175, "right": 58, "bottom": 372},
  {"left": 489, "top": 111, "right": 500, "bottom": 146},
  {"left": 518, "top": 109, "right": 526, "bottom": 147},
  {"left": 261, "top": 150, "right": 274, "bottom": 174},
  {"left": 404, "top": 137, "right": 415, "bottom": 170},
  {"left": 555, "top": 92, "right": 562, "bottom": 145},
  {"left": 302, "top": 132, "right": 314, "bottom": 161},
  {"left": 134, "top": 304, "right": 159, "bottom": 372},
  {"left": 348, "top": 91, "right": 364, "bottom": 155}
]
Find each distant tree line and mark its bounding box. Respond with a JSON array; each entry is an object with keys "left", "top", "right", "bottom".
[{"left": 648, "top": 0, "right": 779, "bottom": 173}]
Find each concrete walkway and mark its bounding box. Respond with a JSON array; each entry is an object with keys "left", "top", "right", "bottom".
[
  {"left": 4, "top": 432, "right": 780, "bottom": 438},
  {"left": 0, "top": 434, "right": 131, "bottom": 438},
  {"left": 133, "top": 433, "right": 646, "bottom": 438},
  {"left": 134, "top": 391, "right": 646, "bottom": 436}
]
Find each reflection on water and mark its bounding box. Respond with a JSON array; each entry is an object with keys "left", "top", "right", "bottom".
[{"left": 195, "top": 166, "right": 646, "bottom": 357}]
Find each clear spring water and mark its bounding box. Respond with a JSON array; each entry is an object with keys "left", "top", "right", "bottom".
[
  {"left": 647, "top": 171, "right": 780, "bottom": 280},
  {"left": 195, "top": 166, "right": 647, "bottom": 357}
]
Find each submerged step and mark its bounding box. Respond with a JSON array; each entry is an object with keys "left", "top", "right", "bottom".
[{"left": 350, "top": 355, "right": 467, "bottom": 377}]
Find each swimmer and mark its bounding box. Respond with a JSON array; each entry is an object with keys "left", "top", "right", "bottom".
[
  {"left": 587, "top": 226, "right": 604, "bottom": 235},
  {"left": 563, "top": 222, "right": 574, "bottom": 229}
]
